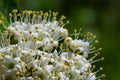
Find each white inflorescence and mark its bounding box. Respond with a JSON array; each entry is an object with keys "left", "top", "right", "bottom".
[{"left": 0, "top": 10, "right": 105, "bottom": 80}]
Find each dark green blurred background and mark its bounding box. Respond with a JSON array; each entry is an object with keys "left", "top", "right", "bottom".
[{"left": 0, "top": 0, "right": 120, "bottom": 80}]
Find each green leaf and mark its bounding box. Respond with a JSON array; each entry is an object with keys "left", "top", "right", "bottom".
[
  {"left": 0, "top": 12, "right": 9, "bottom": 31},
  {"left": 1, "top": 0, "right": 19, "bottom": 18}
]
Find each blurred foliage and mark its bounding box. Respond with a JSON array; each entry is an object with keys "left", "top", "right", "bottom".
[
  {"left": 0, "top": 0, "right": 120, "bottom": 80},
  {"left": 0, "top": 12, "right": 9, "bottom": 30},
  {"left": 0, "top": 0, "right": 18, "bottom": 18}
]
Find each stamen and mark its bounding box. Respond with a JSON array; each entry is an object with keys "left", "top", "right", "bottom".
[
  {"left": 96, "top": 74, "right": 106, "bottom": 80},
  {"left": 88, "top": 48, "right": 102, "bottom": 54},
  {"left": 48, "top": 10, "right": 52, "bottom": 21},
  {"left": 91, "top": 65, "right": 96, "bottom": 71},
  {"left": 90, "top": 57, "right": 104, "bottom": 64},
  {"left": 61, "top": 20, "right": 70, "bottom": 27},
  {"left": 12, "top": 9, "right": 18, "bottom": 21},
  {"left": 95, "top": 67, "right": 103, "bottom": 73},
  {"left": 43, "top": 12, "right": 49, "bottom": 22},
  {"left": 88, "top": 52, "right": 100, "bottom": 62},
  {"left": 52, "top": 12, "right": 58, "bottom": 21}
]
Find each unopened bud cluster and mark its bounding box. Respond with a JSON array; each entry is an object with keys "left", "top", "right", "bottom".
[{"left": 0, "top": 10, "right": 105, "bottom": 80}]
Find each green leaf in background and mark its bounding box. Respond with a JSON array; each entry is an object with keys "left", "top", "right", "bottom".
[
  {"left": 1, "top": 0, "right": 19, "bottom": 18},
  {"left": 0, "top": 0, "right": 3, "bottom": 10},
  {"left": 0, "top": 12, "right": 9, "bottom": 31},
  {"left": 0, "top": 0, "right": 19, "bottom": 31}
]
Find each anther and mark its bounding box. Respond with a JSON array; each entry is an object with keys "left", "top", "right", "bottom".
[
  {"left": 12, "top": 9, "right": 18, "bottom": 13},
  {"left": 9, "top": 13, "right": 13, "bottom": 18},
  {"left": 61, "top": 15, "right": 66, "bottom": 20}
]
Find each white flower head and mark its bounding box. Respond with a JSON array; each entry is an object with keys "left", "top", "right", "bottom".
[{"left": 0, "top": 9, "right": 105, "bottom": 80}]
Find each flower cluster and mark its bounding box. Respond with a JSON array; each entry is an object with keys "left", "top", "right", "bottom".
[{"left": 0, "top": 10, "right": 105, "bottom": 80}]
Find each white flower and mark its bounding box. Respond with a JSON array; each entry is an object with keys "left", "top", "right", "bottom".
[
  {"left": 27, "top": 77, "right": 34, "bottom": 80},
  {"left": 19, "top": 77, "right": 26, "bottom": 80},
  {"left": 0, "top": 10, "right": 105, "bottom": 80}
]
